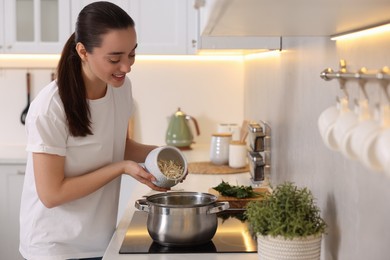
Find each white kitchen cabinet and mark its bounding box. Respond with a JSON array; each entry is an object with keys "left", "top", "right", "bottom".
[
  {"left": 196, "top": 0, "right": 390, "bottom": 37},
  {"left": 70, "top": 0, "right": 198, "bottom": 55},
  {"left": 194, "top": 0, "right": 281, "bottom": 51},
  {"left": 0, "top": 0, "right": 197, "bottom": 55},
  {"left": 129, "top": 0, "right": 198, "bottom": 54},
  {"left": 1, "top": 0, "right": 70, "bottom": 54},
  {"left": 70, "top": 0, "right": 131, "bottom": 31},
  {"left": 0, "top": 163, "right": 26, "bottom": 260}
]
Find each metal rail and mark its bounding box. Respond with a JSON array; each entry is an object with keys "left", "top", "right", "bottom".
[{"left": 320, "top": 60, "right": 390, "bottom": 81}]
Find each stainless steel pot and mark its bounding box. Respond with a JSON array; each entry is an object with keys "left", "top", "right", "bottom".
[{"left": 135, "top": 192, "right": 230, "bottom": 247}]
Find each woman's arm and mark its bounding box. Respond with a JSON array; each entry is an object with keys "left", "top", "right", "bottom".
[
  {"left": 33, "top": 153, "right": 143, "bottom": 208},
  {"left": 34, "top": 140, "right": 166, "bottom": 208},
  {"left": 33, "top": 119, "right": 167, "bottom": 208},
  {"left": 124, "top": 138, "right": 157, "bottom": 162}
]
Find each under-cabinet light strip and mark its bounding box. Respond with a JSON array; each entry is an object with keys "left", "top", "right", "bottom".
[
  {"left": 0, "top": 51, "right": 281, "bottom": 68},
  {"left": 330, "top": 22, "right": 390, "bottom": 41}
]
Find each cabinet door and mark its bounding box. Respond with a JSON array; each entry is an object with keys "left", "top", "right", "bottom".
[
  {"left": 0, "top": 0, "right": 4, "bottom": 52},
  {"left": 130, "top": 0, "right": 197, "bottom": 54},
  {"left": 0, "top": 164, "right": 25, "bottom": 260},
  {"left": 70, "top": 0, "right": 131, "bottom": 32},
  {"left": 3, "top": 0, "right": 71, "bottom": 54}
]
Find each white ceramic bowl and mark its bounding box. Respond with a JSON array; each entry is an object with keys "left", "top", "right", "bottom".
[{"left": 144, "top": 146, "right": 188, "bottom": 188}]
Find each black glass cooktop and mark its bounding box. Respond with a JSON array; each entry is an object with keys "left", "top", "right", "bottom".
[{"left": 119, "top": 210, "right": 257, "bottom": 254}]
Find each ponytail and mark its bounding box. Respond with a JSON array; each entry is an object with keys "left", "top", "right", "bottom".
[{"left": 57, "top": 33, "right": 92, "bottom": 137}]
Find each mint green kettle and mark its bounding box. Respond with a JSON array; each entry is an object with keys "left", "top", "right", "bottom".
[{"left": 166, "top": 108, "right": 200, "bottom": 149}]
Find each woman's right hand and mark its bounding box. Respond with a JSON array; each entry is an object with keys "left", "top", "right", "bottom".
[{"left": 123, "top": 161, "right": 168, "bottom": 192}]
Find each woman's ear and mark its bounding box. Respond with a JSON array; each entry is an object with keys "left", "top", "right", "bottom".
[{"left": 75, "top": 42, "right": 88, "bottom": 61}]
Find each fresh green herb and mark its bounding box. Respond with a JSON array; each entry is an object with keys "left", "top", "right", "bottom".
[
  {"left": 245, "top": 182, "right": 327, "bottom": 239},
  {"left": 213, "top": 180, "right": 261, "bottom": 199}
]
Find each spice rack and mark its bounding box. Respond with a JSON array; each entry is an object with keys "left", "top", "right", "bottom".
[{"left": 247, "top": 120, "right": 271, "bottom": 185}]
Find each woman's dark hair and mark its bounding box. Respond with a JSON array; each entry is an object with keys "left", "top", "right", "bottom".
[{"left": 57, "top": 1, "right": 135, "bottom": 137}]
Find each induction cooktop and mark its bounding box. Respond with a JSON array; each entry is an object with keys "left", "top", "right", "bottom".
[{"left": 119, "top": 210, "right": 257, "bottom": 254}]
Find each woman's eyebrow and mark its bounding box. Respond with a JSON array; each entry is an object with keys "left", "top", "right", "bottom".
[{"left": 107, "top": 44, "right": 138, "bottom": 56}]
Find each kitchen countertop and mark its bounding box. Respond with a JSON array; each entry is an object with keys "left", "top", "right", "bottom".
[{"left": 103, "top": 145, "right": 268, "bottom": 260}]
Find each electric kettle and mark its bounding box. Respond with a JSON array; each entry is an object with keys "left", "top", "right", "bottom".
[{"left": 165, "top": 108, "right": 200, "bottom": 149}]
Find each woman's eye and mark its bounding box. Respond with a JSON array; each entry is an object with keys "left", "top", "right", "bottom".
[{"left": 109, "top": 59, "right": 120, "bottom": 64}]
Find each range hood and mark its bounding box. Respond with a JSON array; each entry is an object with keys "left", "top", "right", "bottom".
[
  {"left": 195, "top": 0, "right": 390, "bottom": 52},
  {"left": 195, "top": 0, "right": 281, "bottom": 53}
]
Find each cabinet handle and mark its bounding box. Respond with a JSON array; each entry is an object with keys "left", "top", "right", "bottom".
[
  {"left": 17, "top": 170, "right": 26, "bottom": 175},
  {"left": 192, "top": 39, "right": 197, "bottom": 48}
]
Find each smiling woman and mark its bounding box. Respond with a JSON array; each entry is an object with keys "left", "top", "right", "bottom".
[{"left": 19, "top": 2, "right": 167, "bottom": 260}]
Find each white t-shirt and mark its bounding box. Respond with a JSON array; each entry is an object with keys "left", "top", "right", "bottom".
[{"left": 20, "top": 77, "right": 134, "bottom": 260}]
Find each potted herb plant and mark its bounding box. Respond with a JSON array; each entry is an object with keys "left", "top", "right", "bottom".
[{"left": 245, "top": 182, "right": 327, "bottom": 260}]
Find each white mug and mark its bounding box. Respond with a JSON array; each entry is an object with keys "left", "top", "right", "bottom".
[
  {"left": 332, "top": 100, "right": 358, "bottom": 151},
  {"left": 318, "top": 97, "right": 350, "bottom": 151},
  {"left": 210, "top": 133, "right": 232, "bottom": 165},
  {"left": 360, "top": 104, "right": 390, "bottom": 171},
  {"left": 229, "top": 141, "right": 247, "bottom": 168},
  {"left": 343, "top": 119, "right": 380, "bottom": 161},
  {"left": 318, "top": 105, "right": 339, "bottom": 150},
  {"left": 340, "top": 99, "right": 377, "bottom": 160}
]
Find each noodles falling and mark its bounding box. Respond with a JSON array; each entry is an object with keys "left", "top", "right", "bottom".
[{"left": 158, "top": 160, "right": 184, "bottom": 180}]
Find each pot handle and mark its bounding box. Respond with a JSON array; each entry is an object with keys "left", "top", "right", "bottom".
[
  {"left": 135, "top": 199, "right": 150, "bottom": 212},
  {"left": 207, "top": 201, "right": 230, "bottom": 214}
]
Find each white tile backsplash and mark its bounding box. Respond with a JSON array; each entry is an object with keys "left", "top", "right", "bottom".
[{"left": 244, "top": 34, "right": 390, "bottom": 260}]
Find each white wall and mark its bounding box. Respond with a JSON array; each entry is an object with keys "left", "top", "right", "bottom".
[
  {"left": 129, "top": 58, "right": 244, "bottom": 145},
  {"left": 244, "top": 34, "right": 390, "bottom": 260},
  {"left": 0, "top": 59, "right": 244, "bottom": 150}
]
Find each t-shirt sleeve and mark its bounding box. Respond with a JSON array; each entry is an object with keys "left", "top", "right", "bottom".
[{"left": 26, "top": 114, "right": 68, "bottom": 156}]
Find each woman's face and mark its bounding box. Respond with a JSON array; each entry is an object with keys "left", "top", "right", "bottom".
[{"left": 79, "top": 26, "right": 137, "bottom": 90}]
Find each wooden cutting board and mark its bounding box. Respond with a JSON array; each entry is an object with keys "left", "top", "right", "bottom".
[
  {"left": 208, "top": 187, "right": 270, "bottom": 209},
  {"left": 188, "top": 161, "right": 249, "bottom": 174}
]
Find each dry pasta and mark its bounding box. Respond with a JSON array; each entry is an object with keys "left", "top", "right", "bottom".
[{"left": 158, "top": 160, "right": 184, "bottom": 180}]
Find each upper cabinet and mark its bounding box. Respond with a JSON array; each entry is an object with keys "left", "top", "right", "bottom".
[
  {"left": 1, "top": 0, "right": 389, "bottom": 54},
  {"left": 70, "top": 0, "right": 198, "bottom": 55},
  {"left": 197, "top": 0, "right": 390, "bottom": 37},
  {"left": 1, "top": 0, "right": 70, "bottom": 54},
  {"left": 70, "top": 0, "right": 131, "bottom": 31},
  {"left": 0, "top": 0, "right": 197, "bottom": 54},
  {"left": 128, "top": 0, "right": 198, "bottom": 55}
]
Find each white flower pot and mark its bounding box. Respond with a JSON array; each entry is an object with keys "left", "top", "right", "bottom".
[{"left": 257, "top": 234, "right": 322, "bottom": 260}]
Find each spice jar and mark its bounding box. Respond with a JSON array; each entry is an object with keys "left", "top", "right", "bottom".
[
  {"left": 248, "top": 151, "right": 265, "bottom": 182},
  {"left": 248, "top": 123, "right": 265, "bottom": 152}
]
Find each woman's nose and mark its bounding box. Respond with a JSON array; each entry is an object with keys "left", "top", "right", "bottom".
[{"left": 121, "top": 59, "right": 134, "bottom": 73}]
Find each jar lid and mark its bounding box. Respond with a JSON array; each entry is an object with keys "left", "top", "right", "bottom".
[
  {"left": 248, "top": 151, "right": 264, "bottom": 162},
  {"left": 248, "top": 123, "right": 263, "bottom": 133},
  {"left": 212, "top": 133, "right": 232, "bottom": 137},
  {"left": 230, "top": 140, "right": 246, "bottom": 145}
]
